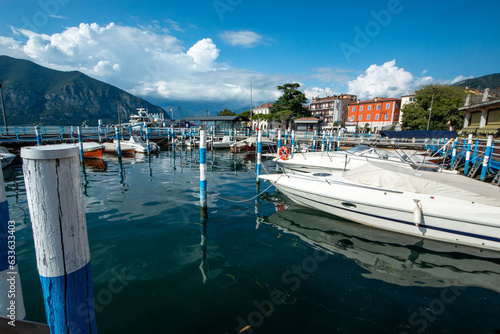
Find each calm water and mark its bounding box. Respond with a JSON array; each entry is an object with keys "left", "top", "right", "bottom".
[{"left": 4, "top": 148, "right": 500, "bottom": 334}]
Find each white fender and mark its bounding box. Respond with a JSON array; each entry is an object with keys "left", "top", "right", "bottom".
[{"left": 413, "top": 199, "right": 422, "bottom": 227}]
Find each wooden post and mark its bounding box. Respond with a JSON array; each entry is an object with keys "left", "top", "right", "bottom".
[
  {"left": 21, "top": 144, "right": 97, "bottom": 333},
  {"left": 0, "top": 167, "right": 26, "bottom": 322},
  {"left": 200, "top": 129, "right": 207, "bottom": 212}
]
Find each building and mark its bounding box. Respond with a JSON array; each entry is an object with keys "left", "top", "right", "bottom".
[
  {"left": 309, "top": 94, "right": 357, "bottom": 128},
  {"left": 251, "top": 103, "right": 274, "bottom": 130},
  {"left": 347, "top": 97, "right": 402, "bottom": 132},
  {"left": 400, "top": 93, "right": 416, "bottom": 125},
  {"left": 294, "top": 117, "right": 321, "bottom": 132},
  {"left": 460, "top": 90, "right": 500, "bottom": 136}
]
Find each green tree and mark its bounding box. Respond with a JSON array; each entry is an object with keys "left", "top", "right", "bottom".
[
  {"left": 239, "top": 110, "right": 251, "bottom": 118},
  {"left": 271, "top": 83, "right": 309, "bottom": 127},
  {"left": 218, "top": 108, "right": 236, "bottom": 116},
  {"left": 402, "top": 84, "right": 466, "bottom": 131},
  {"left": 273, "top": 110, "right": 294, "bottom": 128}
]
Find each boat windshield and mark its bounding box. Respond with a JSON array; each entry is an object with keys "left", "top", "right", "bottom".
[{"left": 346, "top": 145, "right": 403, "bottom": 161}]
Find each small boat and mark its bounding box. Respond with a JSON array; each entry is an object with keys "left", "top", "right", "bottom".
[
  {"left": 128, "top": 108, "right": 164, "bottom": 128},
  {"left": 259, "top": 161, "right": 500, "bottom": 252},
  {"left": 119, "top": 135, "right": 159, "bottom": 153},
  {"left": 212, "top": 136, "right": 233, "bottom": 149},
  {"left": 81, "top": 142, "right": 104, "bottom": 159},
  {"left": 102, "top": 142, "right": 136, "bottom": 156},
  {"left": 0, "top": 146, "right": 16, "bottom": 168},
  {"left": 230, "top": 136, "right": 276, "bottom": 153}
]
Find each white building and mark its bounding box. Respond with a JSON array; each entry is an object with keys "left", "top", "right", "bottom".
[
  {"left": 400, "top": 93, "right": 416, "bottom": 124},
  {"left": 252, "top": 103, "right": 274, "bottom": 130}
]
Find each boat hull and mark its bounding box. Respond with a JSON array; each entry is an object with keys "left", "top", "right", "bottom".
[{"left": 260, "top": 174, "right": 500, "bottom": 252}]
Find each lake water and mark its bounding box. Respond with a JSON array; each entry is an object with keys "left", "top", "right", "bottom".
[{"left": 4, "top": 148, "right": 500, "bottom": 333}]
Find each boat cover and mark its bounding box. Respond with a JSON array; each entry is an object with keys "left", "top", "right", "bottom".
[
  {"left": 380, "top": 130, "right": 457, "bottom": 139},
  {"left": 343, "top": 161, "right": 500, "bottom": 207}
]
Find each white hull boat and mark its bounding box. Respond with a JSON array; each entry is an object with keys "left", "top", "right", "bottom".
[
  {"left": 0, "top": 146, "right": 16, "bottom": 168},
  {"left": 212, "top": 136, "right": 232, "bottom": 149},
  {"left": 259, "top": 161, "right": 500, "bottom": 252},
  {"left": 118, "top": 135, "right": 159, "bottom": 153},
  {"left": 275, "top": 145, "right": 443, "bottom": 174}
]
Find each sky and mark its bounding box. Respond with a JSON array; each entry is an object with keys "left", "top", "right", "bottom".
[{"left": 0, "top": 0, "right": 499, "bottom": 114}]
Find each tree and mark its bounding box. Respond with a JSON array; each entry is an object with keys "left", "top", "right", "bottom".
[
  {"left": 402, "top": 84, "right": 466, "bottom": 131},
  {"left": 273, "top": 110, "right": 294, "bottom": 129},
  {"left": 271, "top": 83, "right": 309, "bottom": 127},
  {"left": 239, "top": 110, "right": 251, "bottom": 118},
  {"left": 218, "top": 108, "right": 236, "bottom": 116}
]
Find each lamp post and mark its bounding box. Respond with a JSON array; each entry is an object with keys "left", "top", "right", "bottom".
[{"left": 426, "top": 92, "right": 434, "bottom": 131}]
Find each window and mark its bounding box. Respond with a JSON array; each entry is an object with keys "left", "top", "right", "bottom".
[
  {"left": 386, "top": 103, "right": 390, "bottom": 109},
  {"left": 360, "top": 106, "right": 363, "bottom": 111},
  {"left": 367, "top": 114, "right": 370, "bottom": 120},
  {"left": 394, "top": 113, "right": 398, "bottom": 120},
  {"left": 358, "top": 115, "right": 362, "bottom": 121},
  {"left": 351, "top": 116, "right": 354, "bottom": 121},
  {"left": 368, "top": 105, "right": 372, "bottom": 111},
  {"left": 385, "top": 113, "right": 389, "bottom": 120},
  {"left": 352, "top": 107, "right": 356, "bottom": 112},
  {"left": 375, "top": 114, "right": 379, "bottom": 120},
  {"left": 377, "top": 104, "right": 381, "bottom": 110},
  {"left": 396, "top": 103, "right": 400, "bottom": 109}
]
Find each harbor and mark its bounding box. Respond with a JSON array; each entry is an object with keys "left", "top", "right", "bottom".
[{"left": 1, "top": 129, "right": 500, "bottom": 333}]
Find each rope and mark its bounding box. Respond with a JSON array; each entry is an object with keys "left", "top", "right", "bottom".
[{"left": 213, "top": 181, "right": 277, "bottom": 203}]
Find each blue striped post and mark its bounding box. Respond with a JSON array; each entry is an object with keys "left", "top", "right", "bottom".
[
  {"left": 145, "top": 125, "right": 150, "bottom": 154},
  {"left": 21, "top": 144, "right": 97, "bottom": 334},
  {"left": 291, "top": 130, "right": 295, "bottom": 155},
  {"left": 0, "top": 167, "right": 27, "bottom": 322},
  {"left": 15, "top": 127, "right": 19, "bottom": 141},
  {"left": 321, "top": 130, "right": 326, "bottom": 152},
  {"left": 115, "top": 126, "right": 122, "bottom": 158},
  {"left": 60, "top": 126, "right": 64, "bottom": 140},
  {"left": 70, "top": 126, "right": 75, "bottom": 142},
  {"left": 98, "top": 120, "right": 102, "bottom": 143},
  {"left": 328, "top": 130, "right": 333, "bottom": 151},
  {"left": 337, "top": 131, "right": 340, "bottom": 151},
  {"left": 464, "top": 134, "right": 473, "bottom": 175},
  {"left": 77, "top": 126, "right": 84, "bottom": 163},
  {"left": 312, "top": 130, "right": 317, "bottom": 152},
  {"left": 284, "top": 129, "right": 288, "bottom": 146},
  {"left": 35, "top": 126, "right": 42, "bottom": 146},
  {"left": 481, "top": 136, "right": 493, "bottom": 181},
  {"left": 256, "top": 129, "right": 262, "bottom": 184},
  {"left": 276, "top": 130, "right": 281, "bottom": 172},
  {"left": 450, "top": 137, "right": 458, "bottom": 168},
  {"left": 200, "top": 129, "right": 207, "bottom": 212}
]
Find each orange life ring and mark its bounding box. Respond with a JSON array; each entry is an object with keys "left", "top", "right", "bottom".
[{"left": 278, "top": 146, "right": 289, "bottom": 160}]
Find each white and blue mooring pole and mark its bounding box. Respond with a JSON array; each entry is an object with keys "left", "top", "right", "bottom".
[
  {"left": 481, "top": 135, "right": 493, "bottom": 181},
  {"left": 0, "top": 167, "right": 27, "bottom": 322},
  {"left": 115, "top": 126, "right": 122, "bottom": 158},
  {"left": 200, "top": 129, "right": 207, "bottom": 213},
  {"left": 21, "top": 144, "right": 98, "bottom": 333},
  {"left": 98, "top": 120, "right": 102, "bottom": 143},
  {"left": 464, "top": 133, "right": 473, "bottom": 175},
  {"left": 77, "top": 126, "right": 84, "bottom": 164},
  {"left": 256, "top": 128, "right": 262, "bottom": 184},
  {"left": 35, "top": 125, "right": 42, "bottom": 146}
]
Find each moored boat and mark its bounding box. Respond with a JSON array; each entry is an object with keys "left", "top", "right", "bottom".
[
  {"left": 0, "top": 146, "right": 16, "bottom": 168},
  {"left": 259, "top": 161, "right": 500, "bottom": 252},
  {"left": 80, "top": 142, "right": 104, "bottom": 159},
  {"left": 119, "top": 135, "right": 159, "bottom": 153},
  {"left": 102, "top": 142, "right": 136, "bottom": 156}
]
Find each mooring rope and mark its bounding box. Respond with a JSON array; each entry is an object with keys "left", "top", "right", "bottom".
[{"left": 213, "top": 178, "right": 280, "bottom": 203}]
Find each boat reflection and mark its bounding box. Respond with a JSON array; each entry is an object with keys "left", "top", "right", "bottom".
[{"left": 260, "top": 199, "right": 500, "bottom": 293}]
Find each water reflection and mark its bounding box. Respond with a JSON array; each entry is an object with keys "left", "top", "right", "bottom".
[{"left": 260, "top": 198, "right": 500, "bottom": 293}]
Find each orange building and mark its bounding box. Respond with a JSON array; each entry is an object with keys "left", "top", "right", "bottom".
[{"left": 347, "top": 97, "right": 401, "bottom": 132}]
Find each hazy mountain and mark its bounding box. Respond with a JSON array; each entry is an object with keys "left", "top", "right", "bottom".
[
  {"left": 453, "top": 73, "right": 500, "bottom": 91},
  {"left": 0, "top": 55, "right": 169, "bottom": 126}
]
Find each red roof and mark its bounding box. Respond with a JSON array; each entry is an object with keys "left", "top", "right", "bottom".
[{"left": 254, "top": 103, "right": 274, "bottom": 109}]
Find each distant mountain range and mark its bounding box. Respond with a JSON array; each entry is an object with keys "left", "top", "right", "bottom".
[
  {"left": 0, "top": 55, "right": 168, "bottom": 126},
  {"left": 453, "top": 73, "right": 500, "bottom": 92}
]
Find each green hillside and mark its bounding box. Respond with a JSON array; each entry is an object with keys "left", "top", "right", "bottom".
[
  {"left": 453, "top": 73, "right": 500, "bottom": 91},
  {"left": 0, "top": 55, "right": 168, "bottom": 126}
]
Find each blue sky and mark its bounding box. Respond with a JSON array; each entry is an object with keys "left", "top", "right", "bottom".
[{"left": 0, "top": 0, "right": 498, "bottom": 113}]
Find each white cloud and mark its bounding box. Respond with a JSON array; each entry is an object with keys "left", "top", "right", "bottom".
[
  {"left": 348, "top": 60, "right": 422, "bottom": 100},
  {"left": 187, "top": 38, "right": 219, "bottom": 71},
  {"left": 304, "top": 87, "right": 337, "bottom": 100},
  {"left": 220, "top": 30, "right": 263, "bottom": 48},
  {"left": 447, "top": 75, "right": 474, "bottom": 85},
  {"left": 0, "top": 22, "right": 285, "bottom": 108}
]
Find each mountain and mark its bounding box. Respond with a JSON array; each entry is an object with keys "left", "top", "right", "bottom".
[
  {"left": 0, "top": 55, "right": 168, "bottom": 126},
  {"left": 453, "top": 73, "right": 500, "bottom": 91}
]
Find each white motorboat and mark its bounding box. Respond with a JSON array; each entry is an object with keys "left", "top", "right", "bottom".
[
  {"left": 128, "top": 108, "right": 164, "bottom": 127},
  {"left": 118, "top": 135, "right": 159, "bottom": 153},
  {"left": 259, "top": 161, "right": 500, "bottom": 252},
  {"left": 0, "top": 146, "right": 16, "bottom": 168},
  {"left": 212, "top": 136, "right": 233, "bottom": 149}
]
